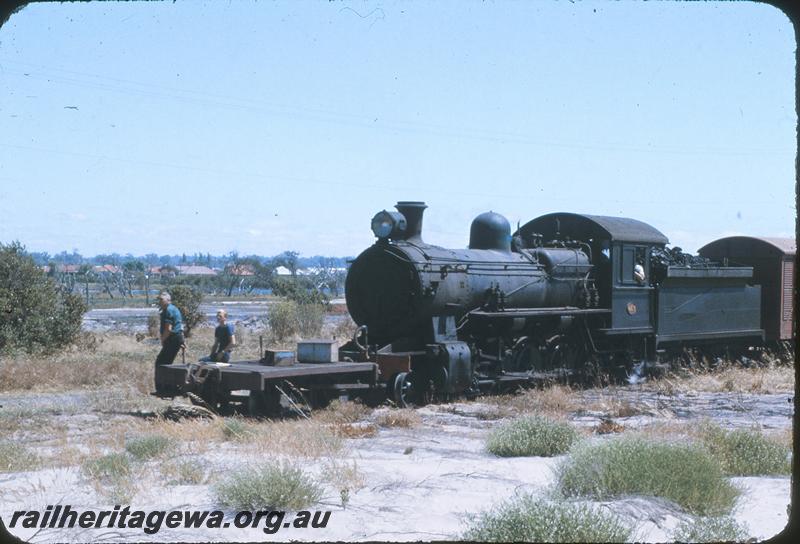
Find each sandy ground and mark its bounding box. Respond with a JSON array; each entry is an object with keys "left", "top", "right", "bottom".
[{"left": 0, "top": 386, "right": 793, "bottom": 543}]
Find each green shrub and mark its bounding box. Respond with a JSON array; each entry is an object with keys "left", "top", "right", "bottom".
[
  {"left": 214, "top": 461, "right": 323, "bottom": 510},
  {"left": 82, "top": 453, "right": 136, "bottom": 503},
  {"left": 296, "top": 302, "right": 326, "bottom": 338},
  {"left": 125, "top": 434, "right": 172, "bottom": 460},
  {"left": 268, "top": 300, "right": 298, "bottom": 342},
  {"left": 82, "top": 453, "right": 132, "bottom": 481},
  {"left": 556, "top": 436, "right": 739, "bottom": 516},
  {"left": 671, "top": 515, "right": 749, "bottom": 543},
  {"left": 147, "top": 313, "right": 160, "bottom": 337},
  {"left": 486, "top": 416, "right": 579, "bottom": 457},
  {"left": 220, "top": 418, "right": 257, "bottom": 441},
  {"left": 462, "top": 494, "right": 632, "bottom": 542},
  {"left": 0, "top": 242, "right": 87, "bottom": 354},
  {"left": 271, "top": 276, "right": 329, "bottom": 305},
  {"left": 0, "top": 441, "right": 40, "bottom": 472},
  {"left": 168, "top": 285, "right": 204, "bottom": 337},
  {"left": 698, "top": 423, "right": 791, "bottom": 476}
]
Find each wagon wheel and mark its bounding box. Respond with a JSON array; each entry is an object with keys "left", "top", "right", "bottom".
[{"left": 391, "top": 372, "right": 414, "bottom": 408}]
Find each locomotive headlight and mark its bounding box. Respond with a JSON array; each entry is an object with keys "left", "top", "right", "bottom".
[{"left": 371, "top": 210, "right": 407, "bottom": 240}]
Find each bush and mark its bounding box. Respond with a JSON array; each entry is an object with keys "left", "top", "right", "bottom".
[
  {"left": 214, "top": 461, "right": 323, "bottom": 510},
  {"left": 125, "top": 434, "right": 173, "bottom": 460},
  {"left": 671, "top": 515, "right": 750, "bottom": 543},
  {"left": 0, "top": 441, "right": 40, "bottom": 472},
  {"left": 556, "top": 436, "right": 739, "bottom": 515},
  {"left": 486, "top": 416, "right": 579, "bottom": 457},
  {"left": 462, "top": 494, "right": 632, "bottom": 542},
  {"left": 147, "top": 313, "right": 160, "bottom": 337},
  {"left": 697, "top": 423, "right": 791, "bottom": 476},
  {"left": 168, "top": 285, "right": 204, "bottom": 337},
  {"left": 0, "top": 242, "right": 87, "bottom": 354},
  {"left": 296, "top": 302, "right": 325, "bottom": 338},
  {"left": 268, "top": 300, "right": 298, "bottom": 342},
  {"left": 271, "top": 276, "right": 329, "bottom": 305}
]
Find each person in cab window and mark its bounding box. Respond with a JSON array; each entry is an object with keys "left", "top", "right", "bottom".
[{"left": 633, "top": 263, "right": 646, "bottom": 284}]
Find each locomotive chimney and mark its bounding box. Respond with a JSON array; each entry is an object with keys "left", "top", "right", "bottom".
[{"left": 395, "top": 201, "right": 427, "bottom": 242}]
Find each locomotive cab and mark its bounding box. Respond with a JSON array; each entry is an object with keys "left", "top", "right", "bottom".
[{"left": 517, "top": 212, "right": 669, "bottom": 336}]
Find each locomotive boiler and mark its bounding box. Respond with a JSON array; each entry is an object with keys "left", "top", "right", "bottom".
[{"left": 346, "top": 202, "right": 594, "bottom": 346}]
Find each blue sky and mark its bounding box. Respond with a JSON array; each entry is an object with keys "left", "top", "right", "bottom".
[{"left": 0, "top": 0, "right": 795, "bottom": 257}]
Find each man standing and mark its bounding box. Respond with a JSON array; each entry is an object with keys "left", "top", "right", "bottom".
[{"left": 154, "top": 291, "right": 184, "bottom": 395}]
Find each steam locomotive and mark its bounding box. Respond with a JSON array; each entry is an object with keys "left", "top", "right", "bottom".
[{"left": 342, "top": 201, "right": 795, "bottom": 406}]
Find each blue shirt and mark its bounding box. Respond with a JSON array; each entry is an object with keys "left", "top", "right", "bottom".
[
  {"left": 215, "top": 323, "right": 235, "bottom": 349},
  {"left": 160, "top": 303, "right": 183, "bottom": 335}
]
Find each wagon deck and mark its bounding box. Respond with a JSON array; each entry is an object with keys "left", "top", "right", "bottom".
[{"left": 156, "top": 359, "right": 378, "bottom": 395}]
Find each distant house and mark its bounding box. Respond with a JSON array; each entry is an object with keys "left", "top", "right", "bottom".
[
  {"left": 93, "top": 264, "right": 120, "bottom": 275},
  {"left": 175, "top": 265, "right": 217, "bottom": 276},
  {"left": 298, "top": 266, "right": 347, "bottom": 276},
  {"left": 227, "top": 264, "right": 255, "bottom": 276},
  {"left": 274, "top": 265, "right": 293, "bottom": 276},
  {"left": 41, "top": 264, "right": 81, "bottom": 274}
]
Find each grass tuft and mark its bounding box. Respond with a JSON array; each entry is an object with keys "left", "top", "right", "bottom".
[
  {"left": 0, "top": 441, "right": 40, "bottom": 472},
  {"left": 214, "top": 461, "right": 323, "bottom": 510},
  {"left": 82, "top": 452, "right": 137, "bottom": 503},
  {"left": 315, "top": 399, "right": 371, "bottom": 425},
  {"left": 556, "top": 435, "right": 739, "bottom": 515},
  {"left": 162, "top": 459, "right": 207, "bottom": 485},
  {"left": 462, "top": 494, "right": 632, "bottom": 542},
  {"left": 670, "top": 515, "right": 750, "bottom": 543},
  {"left": 486, "top": 415, "right": 579, "bottom": 457},
  {"left": 696, "top": 422, "right": 791, "bottom": 476},
  {"left": 375, "top": 409, "right": 421, "bottom": 428},
  {"left": 82, "top": 452, "right": 132, "bottom": 481},
  {"left": 125, "top": 434, "right": 173, "bottom": 460},
  {"left": 220, "top": 418, "right": 257, "bottom": 441}
]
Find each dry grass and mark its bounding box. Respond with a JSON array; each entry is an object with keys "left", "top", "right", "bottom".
[
  {"left": 322, "top": 459, "right": 366, "bottom": 508},
  {"left": 579, "top": 392, "right": 651, "bottom": 418},
  {"left": 645, "top": 363, "right": 794, "bottom": 395},
  {"left": 241, "top": 418, "right": 345, "bottom": 458},
  {"left": 375, "top": 409, "right": 422, "bottom": 428},
  {"left": 329, "top": 315, "right": 358, "bottom": 346},
  {"left": 594, "top": 418, "right": 625, "bottom": 434},
  {"left": 0, "top": 441, "right": 40, "bottom": 472},
  {"left": 314, "top": 399, "right": 372, "bottom": 424},
  {"left": 0, "top": 333, "right": 153, "bottom": 393},
  {"left": 160, "top": 459, "right": 208, "bottom": 485},
  {"left": 331, "top": 422, "right": 379, "bottom": 438},
  {"left": 485, "top": 384, "right": 579, "bottom": 418}
]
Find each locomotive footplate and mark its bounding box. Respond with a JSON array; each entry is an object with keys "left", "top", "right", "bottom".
[{"left": 469, "top": 307, "right": 611, "bottom": 318}]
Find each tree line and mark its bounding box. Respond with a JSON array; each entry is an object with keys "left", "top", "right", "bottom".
[{"left": 42, "top": 251, "right": 350, "bottom": 301}]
